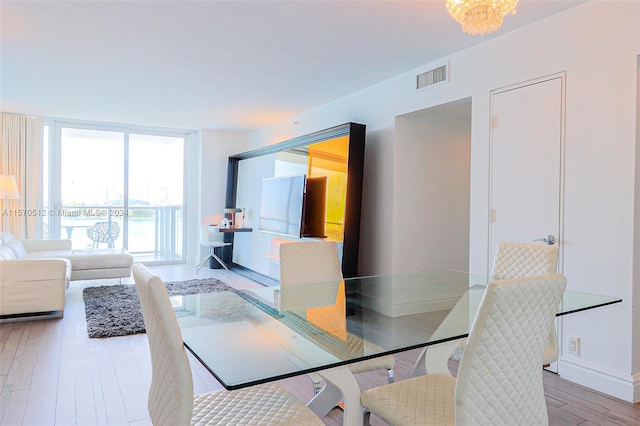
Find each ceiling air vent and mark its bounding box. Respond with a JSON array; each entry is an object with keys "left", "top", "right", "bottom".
[{"left": 416, "top": 64, "right": 448, "bottom": 90}]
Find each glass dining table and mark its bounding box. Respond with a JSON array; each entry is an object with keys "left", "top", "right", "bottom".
[{"left": 174, "top": 270, "right": 621, "bottom": 425}]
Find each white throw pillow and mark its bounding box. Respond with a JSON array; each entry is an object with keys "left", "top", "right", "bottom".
[
  {"left": 0, "top": 245, "right": 17, "bottom": 259},
  {"left": 5, "top": 239, "right": 27, "bottom": 259}
]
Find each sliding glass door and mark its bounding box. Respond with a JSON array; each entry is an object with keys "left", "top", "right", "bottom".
[
  {"left": 59, "top": 128, "right": 125, "bottom": 248},
  {"left": 48, "top": 124, "right": 185, "bottom": 263},
  {"left": 128, "top": 134, "right": 184, "bottom": 261}
]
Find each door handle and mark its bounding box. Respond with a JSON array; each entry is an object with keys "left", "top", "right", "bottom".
[{"left": 533, "top": 235, "right": 555, "bottom": 245}]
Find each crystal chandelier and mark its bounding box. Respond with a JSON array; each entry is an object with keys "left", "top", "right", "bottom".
[{"left": 446, "top": 0, "right": 518, "bottom": 35}]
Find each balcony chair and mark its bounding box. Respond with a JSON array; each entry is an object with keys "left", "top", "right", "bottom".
[
  {"left": 361, "top": 274, "right": 567, "bottom": 425},
  {"left": 196, "top": 221, "right": 230, "bottom": 273},
  {"left": 132, "top": 263, "right": 323, "bottom": 426},
  {"left": 86, "top": 221, "right": 119, "bottom": 248},
  {"left": 279, "top": 241, "right": 395, "bottom": 413}
]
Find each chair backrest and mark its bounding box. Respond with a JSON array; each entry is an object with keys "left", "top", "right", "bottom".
[
  {"left": 491, "top": 241, "right": 560, "bottom": 364},
  {"left": 491, "top": 241, "right": 558, "bottom": 281},
  {"left": 279, "top": 241, "right": 342, "bottom": 284},
  {"left": 132, "top": 263, "right": 193, "bottom": 426},
  {"left": 279, "top": 241, "right": 343, "bottom": 311},
  {"left": 454, "top": 274, "right": 566, "bottom": 425},
  {"left": 200, "top": 215, "right": 224, "bottom": 247},
  {"left": 87, "top": 222, "right": 120, "bottom": 243}
]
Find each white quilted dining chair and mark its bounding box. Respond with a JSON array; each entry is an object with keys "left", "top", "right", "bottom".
[
  {"left": 279, "top": 241, "right": 396, "bottom": 402},
  {"left": 491, "top": 242, "right": 560, "bottom": 366},
  {"left": 132, "top": 263, "right": 324, "bottom": 426},
  {"left": 412, "top": 241, "right": 560, "bottom": 377},
  {"left": 361, "top": 274, "right": 567, "bottom": 426},
  {"left": 491, "top": 241, "right": 558, "bottom": 281}
]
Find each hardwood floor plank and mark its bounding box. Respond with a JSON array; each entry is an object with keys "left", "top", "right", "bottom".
[
  {"left": 0, "top": 388, "right": 10, "bottom": 425},
  {"left": 0, "top": 328, "right": 22, "bottom": 379},
  {"left": 0, "top": 388, "right": 27, "bottom": 426},
  {"left": 547, "top": 403, "right": 587, "bottom": 425},
  {"left": 88, "top": 340, "right": 109, "bottom": 426},
  {"left": 94, "top": 340, "right": 130, "bottom": 426},
  {"left": 1, "top": 326, "right": 29, "bottom": 388},
  {"left": 560, "top": 402, "right": 640, "bottom": 426},
  {"left": 10, "top": 341, "right": 36, "bottom": 392},
  {"left": 545, "top": 385, "right": 611, "bottom": 414},
  {"left": 598, "top": 410, "right": 640, "bottom": 426},
  {"left": 76, "top": 347, "right": 100, "bottom": 426},
  {"left": 54, "top": 382, "right": 75, "bottom": 426},
  {"left": 545, "top": 373, "right": 640, "bottom": 419},
  {"left": 0, "top": 323, "right": 13, "bottom": 349},
  {"left": 546, "top": 394, "right": 566, "bottom": 408},
  {"left": 21, "top": 324, "right": 61, "bottom": 426},
  {"left": 22, "top": 388, "right": 56, "bottom": 426},
  {"left": 111, "top": 340, "right": 150, "bottom": 423}
]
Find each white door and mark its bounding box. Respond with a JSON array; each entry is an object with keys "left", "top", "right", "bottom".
[
  {"left": 489, "top": 75, "right": 564, "bottom": 263},
  {"left": 489, "top": 75, "right": 565, "bottom": 371}
]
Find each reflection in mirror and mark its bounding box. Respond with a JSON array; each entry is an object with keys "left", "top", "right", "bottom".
[
  {"left": 225, "top": 123, "right": 365, "bottom": 285},
  {"left": 279, "top": 280, "right": 346, "bottom": 340}
]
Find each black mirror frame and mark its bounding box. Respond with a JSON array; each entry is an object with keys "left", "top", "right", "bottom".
[{"left": 224, "top": 122, "right": 366, "bottom": 283}]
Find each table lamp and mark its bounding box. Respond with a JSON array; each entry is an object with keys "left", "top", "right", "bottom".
[{"left": 0, "top": 175, "right": 20, "bottom": 232}]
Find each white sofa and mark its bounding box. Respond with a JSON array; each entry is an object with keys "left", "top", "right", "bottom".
[
  {"left": 0, "top": 232, "right": 134, "bottom": 320},
  {"left": 0, "top": 233, "right": 71, "bottom": 319}
]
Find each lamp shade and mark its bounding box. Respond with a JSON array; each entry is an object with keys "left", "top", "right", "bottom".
[{"left": 0, "top": 175, "right": 20, "bottom": 199}]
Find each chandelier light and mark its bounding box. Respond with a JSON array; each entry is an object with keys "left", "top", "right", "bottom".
[{"left": 446, "top": 0, "right": 518, "bottom": 35}]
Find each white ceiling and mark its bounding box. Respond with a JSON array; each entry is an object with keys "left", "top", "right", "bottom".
[{"left": 1, "top": 0, "right": 586, "bottom": 132}]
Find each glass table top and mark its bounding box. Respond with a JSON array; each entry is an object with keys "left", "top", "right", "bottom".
[{"left": 175, "top": 270, "right": 621, "bottom": 390}]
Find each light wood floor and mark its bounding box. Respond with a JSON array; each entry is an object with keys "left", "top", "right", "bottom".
[{"left": 1, "top": 264, "right": 639, "bottom": 426}]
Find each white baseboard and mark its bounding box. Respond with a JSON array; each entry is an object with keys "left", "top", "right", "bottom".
[
  {"left": 358, "top": 271, "right": 472, "bottom": 317},
  {"left": 558, "top": 356, "right": 637, "bottom": 403},
  {"left": 360, "top": 294, "right": 460, "bottom": 317}
]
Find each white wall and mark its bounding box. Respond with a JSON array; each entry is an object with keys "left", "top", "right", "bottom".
[
  {"left": 633, "top": 55, "right": 640, "bottom": 387},
  {"left": 393, "top": 103, "right": 471, "bottom": 273},
  {"left": 241, "top": 2, "right": 640, "bottom": 401},
  {"left": 196, "top": 130, "right": 248, "bottom": 262}
]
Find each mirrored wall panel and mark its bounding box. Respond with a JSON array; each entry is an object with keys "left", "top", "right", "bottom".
[{"left": 224, "top": 123, "right": 365, "bottom": 285}]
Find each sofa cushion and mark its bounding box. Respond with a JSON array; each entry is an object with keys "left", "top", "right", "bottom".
[
  {"left": 0, "top": 232, "right": 14, "bottom": 244},
  {"left": 25, "top": 250, "right": 73, "bottom": 260},
  {"left": 26, "top": 248, "right": 133, "bottom": 271},
  {"left": 0, "top": 246, "right": 17, "bottom": 260},
  {"left": 4, "top": 239, "right": 27, "bottom": 259}
]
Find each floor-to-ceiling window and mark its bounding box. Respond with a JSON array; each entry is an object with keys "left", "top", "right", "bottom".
[
  {"left": 128, "top": 133, "right": 184, "bottom": 261},
  {"left": 45, "top": 122, "right": 186, "bottom": 263}
]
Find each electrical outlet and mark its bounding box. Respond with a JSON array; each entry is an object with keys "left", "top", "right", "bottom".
[{"left": 568, "top": 337, "right": 580, "bottom": 356}]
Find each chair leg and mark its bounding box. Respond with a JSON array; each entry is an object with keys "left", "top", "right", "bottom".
[
  {"left": 412, "top": 339, "right": 462, "bottom": 377},
  {"left": 196, "top": 254, "right": 212, "bottom": 274},
  {"left": 211, "top": 252, "right": 229, "bottom": 271},
  {"left": 312, "top": 375, "right": 323, "bottom": 396},
  {"left": 311, "top": 369, "right": 393, "bottom": 413},
  {"left": 411, "top": 347, "right": 427, "bottom": 377},
  {"left": 386, "top": 368, "right": 395, "bottom": 383}
]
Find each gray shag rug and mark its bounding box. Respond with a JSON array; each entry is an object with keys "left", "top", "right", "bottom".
[{"left": 82, "top": 278, "right": 233, "bottom": 338}]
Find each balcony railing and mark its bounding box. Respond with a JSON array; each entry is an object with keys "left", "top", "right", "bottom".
[{"left": 56, "top": 204, "right": 183, "bottom": 262}]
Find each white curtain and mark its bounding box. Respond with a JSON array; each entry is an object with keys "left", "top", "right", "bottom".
[{"left": 0, "top": 114, "right": 44, "bottom": 238}]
